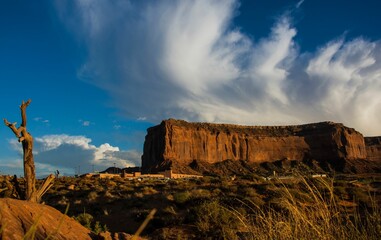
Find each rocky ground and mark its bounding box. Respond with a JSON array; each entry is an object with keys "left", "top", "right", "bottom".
[{"left": 2, "top": 172, "right": 380, "bottom": 239}]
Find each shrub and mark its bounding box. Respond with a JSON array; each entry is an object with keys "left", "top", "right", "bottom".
[
  {"left": 73, "top": 212, "right": 108, "bottom": 234},
  {"left": 142, "top": 186, "right": 158, "bottom": 195},
  {"left": 106, "top": 179, "right": 117, "bottom": 188},
  {"left": 134, "top": 192, "right": 144, "bottom": 198},
  {"left": 190, "top": 188, "right": 211, "bottom": 200},
  {"left": 93, "top": 221, "right": 108, "bottom": 234},
  {"left": 73, "top": 213, "right": 93, "bottom": 229},
  {"left": 194, "top": 200, "right": 243, "bottom": 240},
  {"left": 87, "top": 191, "right": 98, "bottom": 203},
  {"left": 173, "top": 191, "right": 191, "bottom": 204}
]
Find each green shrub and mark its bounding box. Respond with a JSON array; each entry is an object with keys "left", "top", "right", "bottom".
[
  {"left": 93, "top": 221, "right": 108, "bottom": 234},
  {"left": 73, "top": 213, "right": 93, "bottom": 229},
  {"left": 194, "top": 200, "right": 243, "bottom": 240},
  {"left": 173, "top": 191, "right": 191, "bottom": 204},
  {"left": 190, "top": 188, "right": 211, "bottom": 199},
  {"left": 73, "top": 212, "right": 108, "bottom": 234}
]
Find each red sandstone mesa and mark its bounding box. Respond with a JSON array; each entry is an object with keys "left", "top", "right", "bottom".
[{"left": 142, "top": 119, "right": 381, "bottom": 173}]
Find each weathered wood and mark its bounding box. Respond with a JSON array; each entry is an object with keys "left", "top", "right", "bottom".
[
  {"left": 3, "top": 99, "right": 54, "bottom": 203},
  {"left": 34, "top": 174, "right": 55, "bottom": 202}
]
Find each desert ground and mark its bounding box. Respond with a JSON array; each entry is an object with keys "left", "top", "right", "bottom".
[{"left": 2, "top": 171, "right": 380, "bottom": 239}]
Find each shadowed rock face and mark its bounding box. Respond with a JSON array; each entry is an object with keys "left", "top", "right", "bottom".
[
  {"left": 0, "top": 198, "right": 92, "bottom": 239},
  {"left": 365, "top": 137, "right": 381, "bottom": 161},
  {"left": 141, "top": 119, "right": 377, "bottom": 173}
]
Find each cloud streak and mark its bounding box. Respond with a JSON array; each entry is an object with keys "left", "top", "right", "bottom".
[{"left": 55, "top": 0, "right": 381, "bottom": 136}]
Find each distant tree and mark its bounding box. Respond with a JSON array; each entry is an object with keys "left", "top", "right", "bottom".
[{"left": 3, "top": 99, "right": 54, "bottom": 203}]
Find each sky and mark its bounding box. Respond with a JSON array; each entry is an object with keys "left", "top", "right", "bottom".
[{"left": 1, "top": 0, "right": 381, "bottom": 177}]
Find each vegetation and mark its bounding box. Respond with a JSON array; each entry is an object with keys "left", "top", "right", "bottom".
[
  {"left": 73, "top": 212, "right": 108, "bottom": 234},
  {"left": 1, "top": 173, "right": 380, "bottom": 239}
]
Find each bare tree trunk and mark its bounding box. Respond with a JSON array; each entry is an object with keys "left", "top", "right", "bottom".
[{"left": 3, "top": 99, "right": 54, "bottom": 203}]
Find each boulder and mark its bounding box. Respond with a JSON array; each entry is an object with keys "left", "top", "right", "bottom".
[{"left": 0, "top": 198, "right": 93, "bottom": 239}]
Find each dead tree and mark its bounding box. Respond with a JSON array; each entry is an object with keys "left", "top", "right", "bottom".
[{"left": 3, "top": 99, "right": 54, "bottom": 203}]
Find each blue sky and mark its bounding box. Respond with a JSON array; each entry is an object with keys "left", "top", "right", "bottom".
[{"left": 1, "top": 0, "right": 381, "bottom": 177}]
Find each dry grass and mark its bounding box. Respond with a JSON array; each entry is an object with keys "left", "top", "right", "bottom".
[
  {"left": 196, "top": 176, "right": 381, "bottom": 239},
  {"left": 4, "top": 173, "right": 379, "bottom": 239}
]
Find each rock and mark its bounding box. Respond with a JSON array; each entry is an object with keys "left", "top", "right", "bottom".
[
  {"left": 0, "top": 198, "right": 93, "bottom": 240},
  {"left": 365, "top": 137, "right": 381, "bottom": 161},
  {"left": 142, "top": 119, "right": 378, "bottom": 174},
  {"left": 98, "top": 231, "right": 113, "bottom": 240},
  {"left": 98, "top": 231, "right": 144, "bottom": 240}
]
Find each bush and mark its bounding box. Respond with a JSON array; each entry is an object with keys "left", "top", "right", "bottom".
[
  {"left": 190, "top": 188, "right": 211, "bottom": 200},
  {"left": 73, "top": 213, "right": 93, "bottom": 229},
  {"left": 194, "top": 200, "right": 243, "bottom": 240},
  {"left": 87, "top": 191, "right": 98, "bottom": 203},
  {"left": 142, "top": 186, "right": 158, "bottom": 195},
  {"left": 73, "top": 212, "right": 108, "bottom": 234},
  {"left": 173, "top": 191, "right": 191, "bottom": 204}
]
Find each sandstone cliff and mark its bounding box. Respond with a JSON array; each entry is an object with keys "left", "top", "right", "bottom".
[
  {"left": 142, "top": 119, "right": 375, "bottom": 174},
  {"left": 365, "top": 137, "right": 381, "bottom": 161}
]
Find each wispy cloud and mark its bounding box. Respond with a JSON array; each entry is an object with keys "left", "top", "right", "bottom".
[
  {"left": 296, "top": 0, "right": 304, "bottom": 8},
  {"left": 0, "top": 160, "right": 24, "bottom": 177},
  {"left": 55, "top": 0, "right": 381, "bottom": 135},
  {"left": 113, "top": 124, "right": 121, "bottom": 130},
  {"left": 34, "top": 117, "right": 50, "bottom": 124},
  {"left": 79, "top": 119, "right": 92, "bottom": 127}
]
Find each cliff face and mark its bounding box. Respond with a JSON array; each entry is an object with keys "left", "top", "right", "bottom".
[
  {"left": 142, "top": 119, "right": 371, "bottom": 173},
  {"left": 365, "top": 137, "right": 381, "bottom": 161}
]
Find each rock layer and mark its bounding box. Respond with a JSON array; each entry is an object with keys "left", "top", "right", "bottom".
[{"left": 142, "top": 119, "right": 378, "bottom": 173}]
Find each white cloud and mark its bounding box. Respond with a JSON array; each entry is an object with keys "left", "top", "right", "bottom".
[
  {"left": 35, "top": 135, "right": 92, "bottom": 152},
  {"left": 32, "top": 134, "right": 140, "bottom": 173},
  {"left": 8, "top": 139, "right": 23, "bottom": 155},
  {"left": 5, "top": 134, "right": 142, "bottom": 176},
  {"left": 55, "top": 0, "right": 381, "bottom": 136}
]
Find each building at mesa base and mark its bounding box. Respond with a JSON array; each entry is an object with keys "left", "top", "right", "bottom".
[
  {"left": 141, "top": 119, "right": 381, "bottom": 174},
  {"left": 82, "top": 169, "right": 202, "bottom": 179}
]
